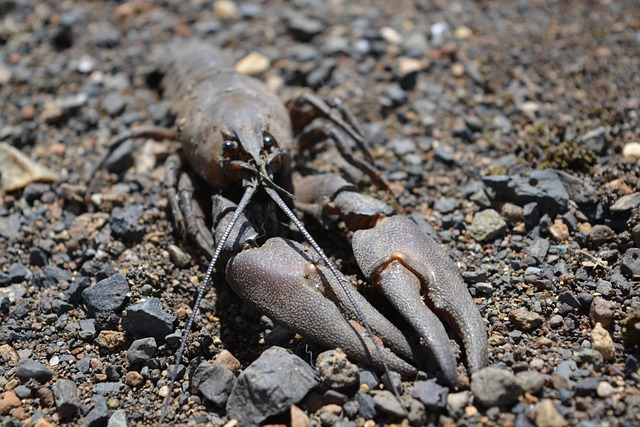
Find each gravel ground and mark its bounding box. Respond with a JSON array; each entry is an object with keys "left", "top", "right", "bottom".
[{"left": 1, "top": 1, "right": 640, "bottom": 426}]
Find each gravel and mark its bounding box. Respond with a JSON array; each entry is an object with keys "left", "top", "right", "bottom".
[{"left": 1, "top": 0, "right": 639, "bottom": 426}]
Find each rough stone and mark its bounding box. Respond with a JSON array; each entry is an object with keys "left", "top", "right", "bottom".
[
  {"left": 15, "top": 359, "right": 53, "bottom": 384},
  {"left": 121, "top": 297, "right": 176, "bottom": 341},
  {"left": 226, "top": 347, "right": 318, "bottom": 425},
  {"left": 52, "top": 379, "right": 80, "bottom": 419},
  {"left": 469, "top": 209, "right": 507, "bottom": 242},
  {"left": 191, "top": 361, "right": 236, "bottom": 408},
  {"left": 471, "top": 367, "right": 522, "bottom": 407},
  {"left": 126, "top": 337, "right": 158, "bottom": 365},
  {"left": 509, "top": 308, "right": 543, "bottom": 332}
]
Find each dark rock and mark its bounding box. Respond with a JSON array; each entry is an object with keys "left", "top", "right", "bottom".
[
  {"left": 575, "top": 377, "right": 600, "bottom": 396},
  {"left": 23, "top": 183, "right": 52, "bottom": 203},
  {"left": 13, "top": 385, "right": 31, "bottom": 399},
  {"left": 574, "top": 349, "right": 604, "bottom": 370},
  {"left": 305, "top": 59, "right": 335, "bottom": 89},
  {"left": 412, "top": 380, "right": 448, "bottom": 410},
  {"left": 126, "top": 337, "right": 158, "bottom": 365},
  {"left": 53, "top": 379, "right": 80, "bottom": 419},
  {"left": 356, "top": 391, "right": 377, "bottom": 419},
  {"left": 8, "top": 262, "right": 31, "bottom": 283},
  {"left": 523, "top": 202, "right": 540, "bottom": 229},
  {"left": 527, "top": 237, "right": 550, "bottom": 264},
  {"left": 579, "top": 126, "right": 609, "bottom": 155},
  {"left": 359, "top": 370, "right": 379, "bottom": 390},
  {"left": 590, "top": 224, "right": 615, "bottom": 248},
  {"left": 121, "top": 297, "right": 176, "bottom": 341},
  {"left": 29, "top": 247, "right": 48, "bottom": 266},
  {"left": 16, "top": 359, "right": 53, "bottom": 384},
  {"left": 322, "top": 389, "right": 349, "bottom": 406},
  {"left": 372, "top": 390, "right": 405, "bottom": 417},
  {"left": 83, "top": 395, "right": 109, "bottom": 427},
  {"left": 462, "top": 269, "right": 489, "bottom": 284},
  {"left": 191, "top": 362, "right": 235, "bottom": 408},
  {"left": 110, "top": 204, "right": 145, "bottom": 243},
  {"left": 483, "top": 170, "right": 571, "bottom": 216},
  {"left": 471, "top": 367, "right": 523, "bottom": 407},
  {"left": 104, "top": 139, "right": 134, "bottom": 174},
  {"left": 82, "top": 273, "right": 129, "bottom": 329},
  {"left": 41, "top": 266, "right": 72, "bottom": 288},
  {"left": 226, "top": 347, "right": 318, "bottom": 426},
  {"left": 620, "top": 248, "right": 640, "bottom": 278},
  {"left": 67, "top": 277, "right": 91, "bottom": 305}
]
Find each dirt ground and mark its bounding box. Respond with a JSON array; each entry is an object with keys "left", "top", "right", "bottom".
[{"left": 1, "top": 0, "right": 639, "bottom": 426}]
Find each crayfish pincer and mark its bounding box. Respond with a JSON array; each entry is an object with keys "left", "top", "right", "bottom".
[{"left": 89, "top": 38, "right": 488, "bottom": 423}]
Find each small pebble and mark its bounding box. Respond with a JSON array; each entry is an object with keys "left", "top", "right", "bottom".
[
  {"left": 535, "top": 399, "right": 568, "bottom": 427},
  {"left": 126, "top": 337, "right": 158, "bottom": 365},
  {"left": 213, "top": 349, "right": 241, "bottom": 374},
  {"left": 589, "top": 297, "right": 613, "bottom": 329},
  {"left": 235, "top": 51, "right": 270, "bottom": 76},
  {"left": 372, "top": 390, "right": 405, "bottom": 417},
  {"left": 469, "top": 209, "right": 507, "bottom": 242},
  {"left": 596, "top": 381, "right": 615, "bottom": 398},
  {"left": 591, "top": 322, "right": 615, "bottom": 361},
  {"left": 471, "top": 367, "right": 522, "bottom": 407},
  {"left": 121, "top": 297, "right": 176, "bottom": 341},
  {"left": 509, "top": 308, "right": 543, "bottom": 332},
  {"left": 191, "top": 362, "right": 235, "bottom": 408},
  {"left": 124, "top": 371, "right": 145, "bottom": 388}
]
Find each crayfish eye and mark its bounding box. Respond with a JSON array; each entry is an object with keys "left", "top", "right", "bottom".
[
  {"left": 262, "top": 133, "right": 275, "bottom": 149},
  {"left": 222, "top": 139, "right": 238, "bottom": 153}
]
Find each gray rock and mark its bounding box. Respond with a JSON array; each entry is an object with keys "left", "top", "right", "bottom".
[
  {"left": 610, "top": 192, "right": 640, "bottom": 212},
  {"left": 483, "top": 170, "right": 571, "bottom": 216},
  {"left": 126, "top": 337, "right": 158, "bottom": 365},
  {"left": 191, "top": 361, "right": 236, "bottom": 408},
  {"left": 389, "top": 138, "right": 416, "bottom": 156},
  {"left": 93, "top": 382, "right": 124, "bottom": 395},
  {"left": 226, "top": 346, "right": 319, "bottom": 426},
  {"left": 121, "top": 297, "right": 175, "bottom": 341},
  {"left": 82, "top": 395, "right": 108, "bottom": 427},
  {"left": 286, "top": 12, "right": 324, "bottom": 42},
  {"left": 110, "top": 205, "right": 145, "bottom": 243},
  {"left": 107, "top": 409, "right": 127, "bottom": 427},
  {"left": 471, "top": 367, "right": 523, "bottom": 407},
  {"left": 82, "top": 273, "right": 129, "bottom": 330},
  {"left": 53, "top": 379, "right": 80, "bottom": 419},
  {"left": 102, "top": 92, "right": 127, "bottom": 117},
  {"left": 515, "top": 371, "right": 546, "bottom": 395},
  {"left": 16, "top": 359, "right": 53, "bottom": 384},
  {"left": 8, "top": 262, "right": 31, "bottom": 283},
  {"left": 356, "top": 391, "right": 377, "bottom": 419},
  {"left": 579, "top": 126, "right": 609, "bottom": 154},
  {"left": 41, "top": 266, "right": 72, "bottom": 288},
  {"left": 469, "top": 209, "right": 507, "bottom": 242},
  {"left": 411, "top": 380, "right": 448, "bottom": 410},
  {"left": 575, "top": 377, "right": 600, "bottom": 396},
  {"left": 620, "top": 248, "right": 640, "bottom": 278},
  {"left": 527, "top": 237, "right": 550, "bottom": 263},
  {"left": 372, "top": 390, "right": 405, "bottom": 417},
  {"left": 433, "top": 197, "right": 458, "bottom": 214}
]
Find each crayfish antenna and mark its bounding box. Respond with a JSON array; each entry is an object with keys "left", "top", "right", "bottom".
[
  {"left": 263, "top": 184, "right": 409, "bottom": 418},
  {"left": 158, "top": 183, "right": 257, "bottom": 427}
]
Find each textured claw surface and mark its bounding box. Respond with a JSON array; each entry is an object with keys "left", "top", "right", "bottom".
[
  {"left": 226, "top": 237, "right": 417, "bottom": 377},
  {"left": 352, "top": 215, "right": 488, "bottom": 381}
]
